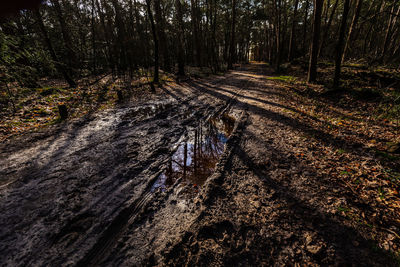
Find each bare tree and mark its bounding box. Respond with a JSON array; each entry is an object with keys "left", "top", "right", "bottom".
[
  {"left": 228, "top": 0, "right": 237, "bottom": 69},
  {"left": 154, "top": 0, "right": 171, "bottom": 72},
  {"left": 307, "top": 0, "right": 323, "bottom": 83},
  {"left": 145, "top": 0, "right": 159, "bottom": 85},
  {"left": 318, "top": 0, "right": 338, "bottom": 57},
  {"left": 288, "top": 0, "right": 299, "bottom": 61},
  {"left": 342, "top": 0, "right": 363, "bottom": 62},
  {"left": 175, "top": 0, "right": 185, "bottom": 75},
  {"left": 333, "top": 0, "right": 351, "bottom": 89}
]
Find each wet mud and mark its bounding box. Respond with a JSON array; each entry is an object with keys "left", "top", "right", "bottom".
[
  {"left": 0, "top": 64, "right": 398, "bottom": 266},
  {"left": 152, "top": 111, "right": 236, "bottom": 193}
]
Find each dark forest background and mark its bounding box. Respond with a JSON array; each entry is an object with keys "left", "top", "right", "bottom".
[{"left": 1, "top": 0, "right": 399, "bottom": 88}]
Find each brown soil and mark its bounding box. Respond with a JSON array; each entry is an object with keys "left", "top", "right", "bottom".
[{"left": 0, "top": 63, "right": 399, "bottom": 266}]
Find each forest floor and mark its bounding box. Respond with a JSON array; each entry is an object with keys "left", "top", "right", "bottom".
[{"left": 1, "top": 63, "right": 400, "bottom": 266}]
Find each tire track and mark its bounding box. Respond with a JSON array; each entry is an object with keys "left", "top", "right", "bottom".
[{"left": 75, "top": 88, "right": 240, "bottom": 267}]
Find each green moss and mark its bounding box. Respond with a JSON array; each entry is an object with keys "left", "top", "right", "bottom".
[
  {"left": 337, "top": 205, "right": 350, "bottom": 213},
  {"left": 340, "top": 170, "right": 351, "bottom": 176},
  {"left": 267, "top": 75, "right": 296, "bottom": 83},
  {"left": 375, "top": 150, "right": 400, "bottom": 161},
  {"left": 39, "top": 87, "right": 60, "bottom": 96}
]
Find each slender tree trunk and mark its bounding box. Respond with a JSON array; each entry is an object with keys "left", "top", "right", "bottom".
[
  {"left": 388, "top": 6, "right": 400, "bottom": 59},
  {"left": 227, "top": 0, "right": 236, "bottom": 69},
  {"left": 111, "top": 0, "right": 128, "bottom": 74},
  {"left": 381, "top": 4, "right": 400, "bottom": 62},
  {"left": 34, "top": 8, "right": 76, "bottom": 88},
  {"left": 91, "top": 0, "right": 96, "bottom": 73},
  {"left": 191, "top": 0, "right": 202, "bottom": 66},
  {"left": 154, "top": 0, "right": 171, "bottom": 72},
  {"left": 281, "top": 0, "right": 288, "bottom": 61},
  {"left": 307, "top": 0, "right": 323, "bottom": 83},
  {"left": 318, "top": 0, "right": 338, "bottom": 57},
  {"left": 288, "top": 0, "right": 299, "bottom": 61},
  {"left": 145, "top": 0, "right": 159, "bottom": 84},
  {"left": 361, "top": 0, "right": 379, "bottom": 56},
  {"left": 5, "top": 83, "right": 16, "bottom": 113},
  {"left": 342, "top": 0, "right": 363, "bottom": 62},
  {"left": 333, "top": 0, "right": 350, "bottom": 89},
  {"left": 175, "top": 0, "right": 185, "bottom": 75},
  {"left": 302, "top": 0, "right": 310, "bottom": 55},
  {"left": 274, "top": 0, "right": 282, "bottom": 71},
  {"left": 368, "top": 0, "right": 385, "bottom": 57},
  {"left": 323, "top": 0, "right": 330, "bottom": 26},
  {"left": 96, "top": 0, "right": 114, "bottom": 72},
  {"left": 211, "top": 0, "right": 220, "bottom": 70},
  {"left": 51, "top": 0, "right": 77, "bottom": 75},
  {"left": 267, "top": 23, "right": 272, "bottom": 63}
]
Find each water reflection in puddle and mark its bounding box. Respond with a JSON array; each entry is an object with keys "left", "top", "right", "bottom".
[{"left": 152, "top": 112, "right": 236, "bottom": 192}]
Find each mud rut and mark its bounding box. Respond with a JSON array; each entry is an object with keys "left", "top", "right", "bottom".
[
  {"left": 0, "top": 69, "right": 248, "bottom": 266},
  {"left": 0, "top": 64, "right": 396, "bottom": 266}
]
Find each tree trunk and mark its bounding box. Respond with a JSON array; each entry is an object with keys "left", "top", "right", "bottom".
[
  {"left": 111, "top": 0, "right": 128, "bottom": 74},
  {"left": 288, "top": 0, "right": 299, "bottom": 61},
  {"left": 318, "top": 0, "right": 339, "bottom": 57},
  {"left": 91, "top": 0, "right": 96, "bottom": 73},
  {"left": 302, "top": 0, "right": 310, "bottom": 55},
  {"left": 51, "top": 0, "right": 77, "bottom": 75},
  {"left": 388, "top": 6, "right": 400, "bottom": 60},
  {"left": 154, "top": 0, "right": 171, "bottom": 72},
  {"left": 34, "top": 8, "right": 76, "bottom": 88},
  {"left": 146, "top": 0, "right": 159, "bottom": 84},
  {"left": 307, "top": 0, "right": 323, "bottom": 83},
  {"left": 191, "top": 0, "right": 202, "bottom": 66},
  {"left": 381, "top": 3, "right": 400, "bottom": 62},
  {"left": 368, "top": 0, "right": 385, "bottom": 57},
  {"left": 342, "top": 0, "right": 363, "bottom": 62},
  {"left": 211, "top": 0, "right": 220, "bottom": 70},
  {"left": 274, "top": 0, "right": 282, "bottom": 72},
  {"left": 175, "top": 0, "right": 185, "bottom": 75},
  {"left": 333, "top": 0, "right": 350, "bottom": 89},
  {"left": 227, "top": 0, "right": 236, "bottom": 69},
  {"left": 96, "top": 0, "right": 114, "bottom": 72}
]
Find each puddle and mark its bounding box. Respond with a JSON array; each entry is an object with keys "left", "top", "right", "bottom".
[{"left": 152, "top": 111, "right": 236, "bottom": 192}]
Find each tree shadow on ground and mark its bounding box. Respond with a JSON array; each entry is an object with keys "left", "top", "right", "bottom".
[
  {"left": 188, "top": 78, "right": 398, "bottom": 173},
  {"left": 233, "top": 140, "right": 397, "bottom": 265}
]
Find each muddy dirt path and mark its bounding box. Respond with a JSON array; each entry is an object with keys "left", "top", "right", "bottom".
[
  {"left": 0, "top": 64, "right": 397, "bottom": 266},
  {"left": 0, "top": 70, "right": 245, "bottom": 266}
]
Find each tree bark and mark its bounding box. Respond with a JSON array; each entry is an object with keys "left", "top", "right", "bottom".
[
  {"left": 288, "top": 0, "right": 299, "bottom": 61},
  {"left": 381, "top": 3, "right": 400, "bottom": 62},
  {"left": 190, "top": 0, "right": 202, "bottom": 66},
  {"left": 95, "top": 0, "right": 114, "bottom": 72},
  {"left": 342, "top": 0, "right": 363, "bottom": 62},
  {"left": 307, "top": 0, "right": 323, "bottom": 83},
  {"left": 111, "top": 0, "right": 128, "bottom": 74},
  {"left": 302, "top": 0, "right": 310, "bottom": 55},
  {"left": 91, "top": 0, "right": 96, "bottom": 73},
  {"left": 146, "top": 0, "right": 159, "bottom": 84},
  {"left": 318, "top": 0, "right": 339, "bottom": 57},
  {"left": 227, "top": 0, "right": 236, "bottom": 69},
  {"left": 51, "top": 0, "right": 77, "bottom": 75},
  {"left": 333, "top": 0, "right": 351, "bottom": 89},
  {"left": 175, "top": 0, "right": 185, "bottom": 75},
  {"left": 154, "top": 0, "right": 171, "bottom": 72},
  {"left": 273, "top": 0, "right": 282, "bottom": 72}
]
